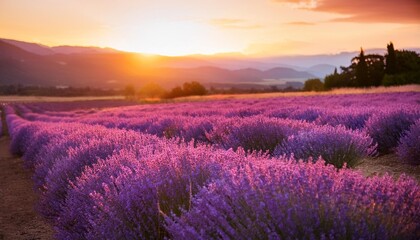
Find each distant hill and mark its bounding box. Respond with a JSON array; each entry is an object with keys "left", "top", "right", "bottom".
[
  {"left": 0, "top": 39, "right": 315, "bottom": 89},
  {"left": 0, "top": 38, "right": 120, "bottom": 55},
  {"left": 3, "top": 38, "right": 415, "bottom": 88},
  {"left": 51, "top": 46, "right": 119, "bottom": 54},
  {"left": 307, "top": 64, "right": 337, "bottom": 78},
  {"left": 1, "top": 38, "right": 55, "bottom": 55}
]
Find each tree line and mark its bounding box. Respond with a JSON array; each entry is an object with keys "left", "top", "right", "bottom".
[
  {"left": 125, "top": 81, "right": 303, "bottom": 100},
  {"left": 325, "top": 43, "right": 420, "bottom": 89},
  {"left": 304, "top": 42, "right": 420, "bottom": 91},
  {"left": 124, "top": 81, "right": 208, "bottom": 99},
  {"left": 0, "top": 85, "right": 119, "bottom": 96}
]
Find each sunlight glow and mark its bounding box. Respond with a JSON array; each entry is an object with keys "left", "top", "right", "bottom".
[{"left": 113, "top": 21, "right": 219, "bottom": 56}]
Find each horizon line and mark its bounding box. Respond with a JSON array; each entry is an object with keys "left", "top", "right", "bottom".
[{"left": 2, "top": 36, "right": 420, "bottom": 58}]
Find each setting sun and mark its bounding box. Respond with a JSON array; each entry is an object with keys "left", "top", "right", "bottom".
[{"left": 112, "top": 20, "right": 220, "bottom": 56}]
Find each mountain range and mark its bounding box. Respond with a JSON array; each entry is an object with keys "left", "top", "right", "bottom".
[{"left": 2, "top": 38, "right": 417, "bottom": 90}]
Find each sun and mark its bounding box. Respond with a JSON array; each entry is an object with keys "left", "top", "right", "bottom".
[{"left": 113, "top": 20, "right": 218, "bottom": 56}]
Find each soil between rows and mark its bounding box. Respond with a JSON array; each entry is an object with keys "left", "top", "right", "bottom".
[{"left": 0, "top": 137, "right": 53, "bottom": 240}]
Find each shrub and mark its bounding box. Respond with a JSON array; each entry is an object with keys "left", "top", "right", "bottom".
[
  {"left": 210, "top": 117, "right": 311, "bottom": 154},
  {"left": 290, "top": 107, "right": 324, "bottom": 122},
  {"left": 315, "top": 108, "right": 372, "bottom": 130},
  {"left": 303, "top": 78, "right": 324, "bottom": 91},
  {"left": 38, "top": 129, "right": 162, "bottom": 221},
  {"left": 397, "top": 119, "right": 420, "bottom": 165},
  {"left": 9, "top": 122, "right": 43, "bottom": 156},
  {"left": 58, "top": 145, "right": 238, "bottom": 240},
  {"left": 167, "top": 160, "right": 420, "bottom": 240},
  {"left": 274, "top": 125, "right": 377, "bottom": 168},
  {"left": 365, "top": 109, "right": 419, "bottom": 154}
]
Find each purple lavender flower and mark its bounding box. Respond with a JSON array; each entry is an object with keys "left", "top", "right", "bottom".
[
  {"left": 365, "top": 109, "right": 419, "bottom": 154},
  {"left": 397, "top": 119, "right": 420, "bottom": 165},
  {"left": 274, "top": 125, "right": 377, "bottom": 168}
]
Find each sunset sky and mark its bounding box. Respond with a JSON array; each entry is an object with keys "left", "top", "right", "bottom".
[{"left": 1, "top": 0, "right": 419, "bottom": 56}]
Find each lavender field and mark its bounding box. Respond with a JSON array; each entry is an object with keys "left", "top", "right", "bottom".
[{"left": 2, "top": 92, "right": 420, "bottom": 239}]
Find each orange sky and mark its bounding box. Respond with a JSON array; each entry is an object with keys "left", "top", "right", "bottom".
[{"left": 1, "top": 0, "right": 419, "bottom": 56}]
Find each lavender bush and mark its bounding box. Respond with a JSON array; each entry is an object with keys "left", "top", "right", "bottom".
[
  {"left": 167, "top": 160, "right": 420, "bottom": 240},
  {"left": 210, "top": 117, "right": 311, "bottom": 154},
  {"left": 365, "top": 109, "right": 419, "bottom": 154},
  {"left": 59, "top": 145, "right": 240, "bottom": 239},
  {"left": 38, "top": 130, "right": 159, "bottom": 220},
  {"left": 397, "top": 119, "right": 420, "bottom": 165},
  {"left": 274, "top": 125, "right": 377, "bottom": 168}
]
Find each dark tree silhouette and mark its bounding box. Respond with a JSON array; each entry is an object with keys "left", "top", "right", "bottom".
[
  {"left": 366, "top": 54, "right": 385, "bottom": 86},
  {"left": 182, "top": 81, "right": 207, "bottom": 96},
  {"left": 303, "top": 78, "right": 324, "bottom": 91},
  {"left": 385, "top": 42, "right": 397, "bottom": 75},
  {"left": 124, "top": 84, "right": 136, "bottom": 99},
  {"left": 353, "top": 48, "right": 369, "bottom": 87},
  {"left": 164, "top": 81, "right": 207, "bottom": 99},
  {"left": 383, "top": 50, "right": 420, "bottom": 86},
  {"left": 395, "top": 50, "right": 420, "bottom": 73},
  {"left": 324, "top": 43, "right": 418, "bottom": 89},
  {"left": 324, "top": 66, "right": 354, "bottom": 89},
  {"left": 166, "top": 86, "right": 184, "bottom": 98}
]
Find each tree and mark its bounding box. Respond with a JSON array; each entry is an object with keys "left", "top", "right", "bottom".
[
  {"left": 324, "top": 65, "right": 355, "bottom": 90},
  {"left": 353, "top": 48, "right": 369, "bottom": 87},
  {"left": 164, "top": 81, "right": 208, "bottom": 99},
  {"left": 303, "top": 78, "right": 324, "bottom": 92},
  {"left": 385, "top": 42, "right": 397, "bottom": 74},
  {"left": 138, "top": 82, "right": 166, "bottom": 98},
  {"left": 324, "top": 43, "right": 418, "bottom": 89},
  {"left": 382, "top": 50, "right": 420, "bottom": 86},
  {"left": 164, "top": 86, "right": 184, "bottom": 99},
  {"left": 395, "top": 50, "right": 420, "bottom": 73},
  {"left": 124, "top": 84, "right": 136, "bottom": 99},
  {"left": 182, "top": 81, "right": 207, "bottom": 96},
  {"left": 365, "top": 54, "right": 385, "bottom": 86}
]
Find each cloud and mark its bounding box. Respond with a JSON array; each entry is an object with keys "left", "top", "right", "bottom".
[
  {"left": 210, "top": 18, "right": 262, "bottom": 29},
  {"left": 287, "top": 21, "right": 315, "bottom": 26},
  {"left": 244, "top": 40, "right": 310, "bottom": 56},
  {"left": 274, "top": 0, "right": 420, "bottom": 23}
]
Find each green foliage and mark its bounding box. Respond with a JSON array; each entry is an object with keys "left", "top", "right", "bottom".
[
  {"left": 366, "top": 54, "right": 385, "bottom": 86},
  {"left": 382, "top": 72, "right": 420, "bottom": 86},
  {"left": 385, "top": 42, "right": 397, "bottom": 74},
  {"left": 165, "top": 81, "right": 207, "bottom": 99},
  {"left": 303, "top": 78, "right": 324, "bottom": 91},
  {"left": 324, "top": 67, "right": 354, "bottom": 90},
  {"left": 324, "top": 43, "right": 418, "bottom": 89},
  {"left": 182, "top": 81, "right": 207, "bottom": 96},
  {"left": 354, "top": 48, "right": 369, "bottom": 87},
  {"left": 383, "top": 49, "right": 420, "bottom": 86},
  {"left": 395, "top": 50, "right": 420, "bottom": 73}
]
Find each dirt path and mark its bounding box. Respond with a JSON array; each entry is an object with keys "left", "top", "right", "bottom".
[
  {"left": 356, "top": 154, "right": 420, "bottom": 182},
  {"left": 0, "top": 137, "right": 53, "bottom": 240}
]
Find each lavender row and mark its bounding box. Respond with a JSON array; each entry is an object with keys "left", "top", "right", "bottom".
[
  {"left": 15, "top": 92, "right": 420, "bottom": 166},
  {"left": 5, "top": 110, "right": 420, "bottom": 239},
  {"left": 15, "top": 109, "right": 378, "bottom": 168}
]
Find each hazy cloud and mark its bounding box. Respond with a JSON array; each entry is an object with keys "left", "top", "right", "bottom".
[
  {"left": 287, "top": 21, "right": 315, "bottom": 26},
  {"left": 245, "top": 40, "right": 310, "bottom": 56},
  {"left": 210, "top": 18, "right": 262, "bottom": 29},
  {"left": 274, "top": 0, "right": 420, "bottom": 23}
]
